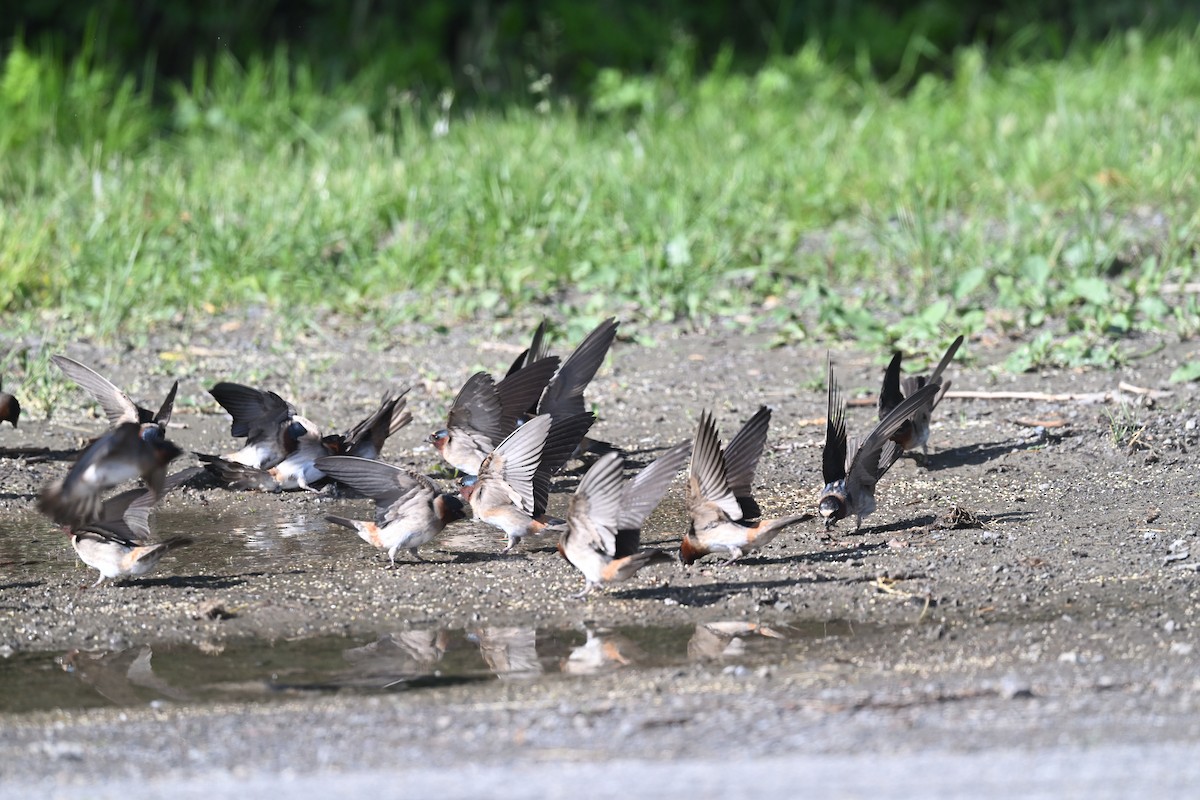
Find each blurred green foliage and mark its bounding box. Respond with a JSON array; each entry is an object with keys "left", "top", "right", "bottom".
[{"left": 8, "top": 1, "right": 1199, "bottom": 103}]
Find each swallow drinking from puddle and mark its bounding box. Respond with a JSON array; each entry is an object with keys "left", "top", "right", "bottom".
[
  {"left": 679, "top": 407, "right": 813, "bottom": 565},
  {"left": 878, "top": 334, "right": 964, "bottom": 456},
  {"left": 316, "top": 455, "right": 466, "bottom": 566},
  {"left": 0, "top": 377, "right": 19, "bottom": 428},
  {"left": 64, "top": 468, "right": 198, "bottom": 587},
  {"left": 52, "top": 354, "right": 177, "bottom": 441},
  {"left": 559, "top": 440, "right": 690, "bottom": 597},
  {"left": 430, "top": 357, "right": 560, "bottom": 476},
  {"left": 819, "top": 360, "right": 940, "bottom": 531},
  {"left": 459, "top": 412, "right": 595, "bottom": 551},
  {"left": 38, "top": 422, "right": 183, "bottom": 527}
]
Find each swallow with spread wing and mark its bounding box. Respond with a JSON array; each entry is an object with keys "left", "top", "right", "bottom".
[
  {"left": 559, "top": 440, "right": 690, "bottom": 597},
  {"left": 38, "top": 422, "right": 183, "bottom": 528},
  {"left": 316, "top": 454, "right": 466, "bottom": 567},
  {"left": 878, "top": 334, "right": 964, "bottom": 455},
  {"left": 458, "top": 411, "right": 595, "bottom": 551},
  {"left": 820, "top": 361, "right": 940, "bottom": 530},
  {"left": 430, "top": 357, "right": 560, "bottom": 476},
  {"left": 679, "top": 407, "right": 813, "bottom": 565},
  {"left": 52, "top": 354, "right": 177, "bottom": 442}
]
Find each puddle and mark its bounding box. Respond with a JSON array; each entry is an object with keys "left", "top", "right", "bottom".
[{"left": 0, "top": 620, "right": 864, "bottom": 713}]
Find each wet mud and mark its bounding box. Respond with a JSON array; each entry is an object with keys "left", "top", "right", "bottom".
[{"left": 1, "top": 318, "right": 1198, "bottom": 789}]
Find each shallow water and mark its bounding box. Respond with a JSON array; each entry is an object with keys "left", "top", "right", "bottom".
[{"left": 0, "top": 619, "right": 865, "bottom": 713}]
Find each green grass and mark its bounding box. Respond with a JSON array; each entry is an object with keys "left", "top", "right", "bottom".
[{"left": 2, "top": 29, "right": 1200, "bottom": 379}]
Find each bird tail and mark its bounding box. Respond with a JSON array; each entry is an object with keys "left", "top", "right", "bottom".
[
  {"left": 325, "top": 515, "right": 364, "bottom": 531},
  {"left": 159, "top": 536, "right": 195, "bottom": 551},
  {"left": 204, "top": 458, "right": 279, "bottom": 492}
]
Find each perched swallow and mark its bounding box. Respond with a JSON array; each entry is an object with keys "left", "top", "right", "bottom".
[
  {"left": 878, "top": 334, "right": 964, "bottom": 455},
  {"left": 315, "top": 455, "right": 466, "bottom": 566},
  {"left": 0, "top": 377, "right": 19, "bottom": 427},
  {"left": 458, "top": 411, "right": 595, "bottom": 551},
  {"left": 559, "top": 441, "right": 690, "bottom": 597},
  {"left": 38, "top": 422, "right": 183, "bottom": 527},
  {"left": 430, "top": 357, "right": 560, "bottom": 475},
  {"left": 52, "top": 354, "right": 177, "bottom": 441},
  {"left": 820, "top": 361, "right": 941, "bottom": 531},
  {"left": 65, "top": 468, "right": 198, "bottom": 587},
  {"left": 679, "top": 407, "right": 813, "bottom": 565},
  {"left": 207, "top": 382, "right": 301, "bottom": 469}
]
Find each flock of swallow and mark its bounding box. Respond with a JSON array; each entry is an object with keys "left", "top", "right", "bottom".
[{"left": 4, "top": 320, "right": 964, "bottom": 597}]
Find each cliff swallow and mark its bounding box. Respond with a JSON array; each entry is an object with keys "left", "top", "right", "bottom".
[
  {"left": 51, "top": 354, "right": 177, "bottom": 441},
  {"left": 820, "top": 361, "right": 940, "bottom": 530},
  {"left": 878, "top": 334, "right": 964, "bottom": 455},
  {"left": 459, "top": 411, "right": 595, "bottom": 551},
  {"left": 207, "top": 384, "right": 411, "bottom": 491},
  {"left": 65, "top": 467, "right": 198, "bottom": 586},
  {"left": 38, "top": 422, "right": 183, "bottom": 527},
  {"left": 0, "top": 377, "right": 18, "bottom": 427},
  {"left": 679, "top": 407, "right": 813, "bottom": 565},
  {"left": 315, "top": 454, "right": 466, "bottom": 566},
  {"left": 207, "top": 382, "right": 300, "bottom": 469},
  {"left": 559, "top": 440, "right": 690, "bottom": 596},
  {"left": 203, "top": 414, "right": 326, "bottom": 492},
  {"left": 430, "top": 357, "right": 560, "bottom": 475}
]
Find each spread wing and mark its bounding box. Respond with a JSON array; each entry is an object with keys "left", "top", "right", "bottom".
[
  {"left": 538, "top": 318, "right": 618, "bottom": 418},
  {"left": 495, "top": 357, "right": 559, "bottom": 436},
  {"left": 153, "top": 381, "right": 178, "bottom": 428},
  {"left": 722, "top": 405, "right": 770, "bottom": 519},
  {"left": 209, "top": 383, "right": 295, "bottom": 439},
  {"left": 615, "top": 439, "right": 690, "bottom": 556},
  {"left": 688, "top": 410, "right": 743, "bottom": 522},
  {"left": 878, "top": 351, "right": 905, "bottom": 421},
  {"left": 847, "top": 383, "right": 939, "bottom": 493},
  {"left": 927, "top": 334, "right": 964, "bottom": 410},
  {"left": 822, "top": 359, "right": 848, "bottom": 485},
  {"left": 52, "top": 355, "right": 142, "bottom": 426},
  {"left": 479, "top": 414, "right": 552, "bottom": 515},
  {"left": 565, "top": 451, "right": 624, "bottom": 559},
  {"left": 505, "top": 319, "right": 551, "bottom": 377},
  {"left": 314, "top": 455, "right": 428, "bottom": 505},
  {"left": 531, "top": 411, "right": 595, "bottom": 516}
]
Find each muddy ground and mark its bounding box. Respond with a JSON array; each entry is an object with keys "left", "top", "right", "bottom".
[{"left": 1, "top": 315, "right": 1199, "bottom": 796}]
